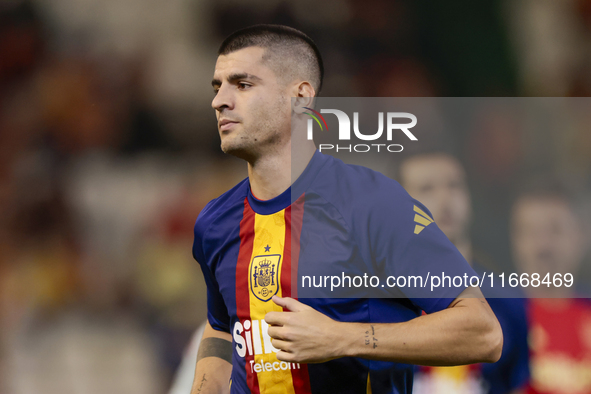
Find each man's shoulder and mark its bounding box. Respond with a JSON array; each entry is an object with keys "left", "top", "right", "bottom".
[
  {"left": 194, "top": 177, "right": 249, "bottom": 236},
  {"left": 311, "top": 153, "right": 413, "bottom": 212}
]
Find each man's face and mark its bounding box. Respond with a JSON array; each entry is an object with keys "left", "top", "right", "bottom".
[
  {"left": 211, "top": 47, "right": 291, "bottom": 160},
  {"left": 400, "top": 155, "right": 471, "bottom": 243},
  {"left": 512, "top": 197, "right": 585, "bottom": 276}
]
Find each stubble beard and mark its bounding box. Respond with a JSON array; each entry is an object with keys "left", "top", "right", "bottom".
[
  {"left": 220, "top": 120, "right": 288, "bottom": 164},
  {"left": 221, "top": 98, "right": 290, "bottom": 163}
]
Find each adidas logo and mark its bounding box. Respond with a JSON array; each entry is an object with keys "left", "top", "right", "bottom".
[{"left": 413, "top": 205, "right": 434, "bottom": 234}]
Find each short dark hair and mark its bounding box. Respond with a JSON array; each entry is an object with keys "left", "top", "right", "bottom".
[{"left": 218, "top": 24, "right": 324, "bottom": 94}]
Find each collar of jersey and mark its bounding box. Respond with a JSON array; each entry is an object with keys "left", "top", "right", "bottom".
[{"left": 247, "top": 150, "right": 328, "bottom": 215}]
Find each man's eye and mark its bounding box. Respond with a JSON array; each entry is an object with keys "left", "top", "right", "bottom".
[{"left": 238, "top": 82, "right": 251, "bottom": 90}]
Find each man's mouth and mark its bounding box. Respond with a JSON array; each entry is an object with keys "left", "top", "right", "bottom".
[{"left": 219, "top": 119, "right": 239, "bottom": 132}]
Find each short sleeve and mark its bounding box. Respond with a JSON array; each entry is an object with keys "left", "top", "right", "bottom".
[
  {"left": 360, "top": 176, "right": 477, "bottom": 313},
  {"left": 193, "top": 214, "right": 231, "bottom": 333}
]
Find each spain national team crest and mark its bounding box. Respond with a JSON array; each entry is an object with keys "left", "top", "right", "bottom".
[{"left": 250, "top": 254, "right": 281, "bottom": 302}]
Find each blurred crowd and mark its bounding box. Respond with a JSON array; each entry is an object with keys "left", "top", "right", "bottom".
[{"left": 0, "top": 0, "right": 591, "bottom": 393}]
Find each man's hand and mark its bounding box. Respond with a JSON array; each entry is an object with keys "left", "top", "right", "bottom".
[
  {"left": 265, "top": 288, "right": 502, "bottom": 367},
  {"left": 265, "top": 296, "right": 347, "bottom": 363}
]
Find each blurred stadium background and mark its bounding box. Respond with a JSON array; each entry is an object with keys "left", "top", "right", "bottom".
[{"left": 0, "top": 0, "right": 590, "bottom": 393}]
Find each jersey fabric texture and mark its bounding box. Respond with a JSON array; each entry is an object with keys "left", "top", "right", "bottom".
[
  {"left": 193, "top": 150, "right": 476, "bottom": 394},
  {"left": 475, "top": 263, "right": 530, "bottom": 394}
]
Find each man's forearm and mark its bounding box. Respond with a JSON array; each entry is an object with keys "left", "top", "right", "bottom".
[
  {"left": 191, "top": 359, "right": 231, "bottom": 394},
  {"left": 191, "top": 322, "right": 233, "bottom": 394},
  {"left": 335, "top": 296, "right": 503, "bottom": 366},
  {"left": 266, "top": 289, "right": 503, "bottom": 366}
]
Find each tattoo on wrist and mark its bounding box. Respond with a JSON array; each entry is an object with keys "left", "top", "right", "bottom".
[
  {"left": 197, "top": 337, "right": 232, "bottom": 363},
  {"left": 364, "top": 324, "right": 378, "bottom": 349},
  {"left": 196, "top": 374, "right": 207, "bottom": 393}
]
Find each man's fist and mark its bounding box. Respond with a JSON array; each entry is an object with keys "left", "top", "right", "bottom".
[{"left": 264, "top": 296, "right": 348, "bottom": 363}]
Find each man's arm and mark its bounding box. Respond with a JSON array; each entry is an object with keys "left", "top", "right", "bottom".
[
  {"left": 190, "top": 321, "right": 233, "bottom": 394},
  {"left": 265, "top": 287, "right": 503, "bottom": 366}
]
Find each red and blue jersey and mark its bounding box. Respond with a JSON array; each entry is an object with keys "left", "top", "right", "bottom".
[{"left": 193, "top": 150, "right": 476, "bottom": 394}]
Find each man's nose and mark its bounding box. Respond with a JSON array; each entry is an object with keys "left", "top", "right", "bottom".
[{"left": 212, "top": 85, "right": 234, "bottom": 112}]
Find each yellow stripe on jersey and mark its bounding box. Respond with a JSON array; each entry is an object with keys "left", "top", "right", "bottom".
[
  {"left": 413, "top": 205, "right": 433, "bottom": 221},
  {"left": 414, "top": 213, "right": 433, "bottom": 227},
  {"left": 249, "top": 210, "right": 296, "bottom": 394},
  {"left": 413, "top": 205, "right": 434, "bottom": 234}
]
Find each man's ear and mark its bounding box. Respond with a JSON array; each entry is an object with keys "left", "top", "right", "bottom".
[{"left": 293, "top": 82, "right": 316, "bottom": 115}]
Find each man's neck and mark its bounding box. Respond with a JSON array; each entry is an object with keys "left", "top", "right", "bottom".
[{"left": 247, "top": 140, "right": 316, "bottom": 201}]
